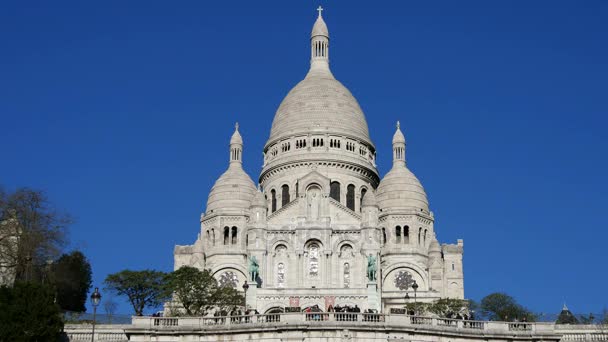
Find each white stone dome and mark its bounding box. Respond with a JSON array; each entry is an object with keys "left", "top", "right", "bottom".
[
  {"left": 361, "top": 189, "right": 378, "bottom": 208},
  {"left": 206, "top": 125, "right": 257, "bottom": 214},
  {"left": 267, "top": 73, "right": 372, "bottom": 146},
  {"left": 376, "top": 165, "right": 429, "bottom": 213},
  {"left": 206, "top": 164, "right": 256, "bottom": 214},
  {"left": 250, "top": 188, "right": 267, "bottom": 208},
  {"left": 265, "top": 10, "right": 372, "bottom": 148}
]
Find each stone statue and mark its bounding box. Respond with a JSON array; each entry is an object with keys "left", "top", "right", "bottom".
[
  {"left": 367, "top": 255, "right": 377, "bottom": 282},
  {"left": 248, "top": 256, "right": 259, "bottom": 282}
]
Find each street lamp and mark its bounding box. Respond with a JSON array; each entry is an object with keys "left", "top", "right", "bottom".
[
  {"left": 412, "top": 281, "right": 418, "bottom": 303},
  {"left": 90, "top": 287, "right": 102, "bottom": 342},
  {"left": 242, "top": 281, "right": 249, "bottom": 308}
]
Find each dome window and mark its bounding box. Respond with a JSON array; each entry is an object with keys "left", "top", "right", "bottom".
[
  {"left": 346, "top": 184, "right": 355, "bottom": 211},
  {"left": 223, "top": 227, "right": 230, "bottom": 245},
  {"left": 281, "top": 185, "right": 290, "bottom": 206},
  {"left": 330, "top": 181, "right": 341, "bottom": 202},
  {"left": 360, "top": 188, "right": 367, "bottom": 212},
  {"left": 271, "top": 189, "right": 277, "bottom": 213},
  {"left": 231, "top": 226, "right": 238, "bottom": 245}
]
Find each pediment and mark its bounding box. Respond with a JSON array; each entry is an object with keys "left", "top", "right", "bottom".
[
  {"left": 298, "top": 170, "right": 330, "bottom": 194},
  {"left": 267, "top": 196, "right": 362, "bottom": 228}
]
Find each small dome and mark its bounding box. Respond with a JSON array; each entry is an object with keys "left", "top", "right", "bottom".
[
  {"left": 311, "top": 13, "right": 329, "bottom": 38},
  {"left": 230, "top": 123, "right": 243, "bottom": 145},
  {"left": 393, "top": 122, "right": 405, "bottom": 144},
  {"left": 361, "top": 189, "right": 378, "bottom": 208},
  {"left": 206, "top": 164, "right": 256, "bottom": 214},
  {"left": 376, "top": 165, "right": 429, "bottom": 213},
  {"left": 251, "top": 188, "right": 267, "bottom": 208},
  {"left": 429, "top": 239, "right": 441, "bottom": 254}
]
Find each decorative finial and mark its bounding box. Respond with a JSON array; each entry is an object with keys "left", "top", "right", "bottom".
[
  {"left": 235, "top": 122, "right": 239, "bottom": 131},
  {"left": 317, "top": 6, "right": 323, "bottom": 17},
  {"left": 397, "top": 121, "right": 400, "bottom": 130}
]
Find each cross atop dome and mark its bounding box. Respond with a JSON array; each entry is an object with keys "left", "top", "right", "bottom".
[{"left": 317, "top": 6, "right": 323, "bottom": 17}]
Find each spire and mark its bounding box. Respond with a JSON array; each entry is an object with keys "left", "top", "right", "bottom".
[
  {"left": 308, "top": 6, "right": 332, "bottom": 78},
  {"left": 230, "top": 122, "right": 243, "bottom": 164},
  {"left": 392, "top": 121, "right": 406, "bottom": 166}
]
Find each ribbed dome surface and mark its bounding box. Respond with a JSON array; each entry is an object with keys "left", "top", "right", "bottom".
[
  {"left": 361, "top": 189, "right": 377, "bottom": 208},
  {"left": 251, "top": 189, "right": 267, "bottom": 208},
  {"left": 376, "top": 165, "right": 429, "bottom": 213},
  {"left": 206, "top": 164, "right": 256, "bottom": 214},
  {"left": 267, "top": 74, "right": 372, "bottom": 145}
]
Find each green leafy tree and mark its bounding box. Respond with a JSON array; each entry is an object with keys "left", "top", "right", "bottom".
[
  {"left": 167, "top": 266, "right": 216, "bottom": 315},
  {"left": 480, "top": 292, "right": 535, "bottom": 322},
  {"left": 0, "top": 187, "right": 70, "bottom": 283},
  {"left": 49, "top": 250, "right": 92, "bottom": 312},
  {"left": 166, "top": 266, "right": 244, "bottom": 316},
  {"left": 212, "top": 284, "right": 244, "bottom": 312},
  {"left": 429, "top": 298, "right": 471, "bottom": 318},
  {"left": 404, "top": 302, "right": 430, "bottom": 316},
  {"left": 104, "top": 270, "right": 169, "bottom": 316},
  {"left": 0, "top": 282, "right": 64, "bottom": 341}
]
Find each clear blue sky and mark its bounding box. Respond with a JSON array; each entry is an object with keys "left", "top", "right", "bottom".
[{"left": 1, "top": 1, "right": 607, "bottom": 316}]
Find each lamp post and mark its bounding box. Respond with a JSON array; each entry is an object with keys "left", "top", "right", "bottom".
[
  {"left": 242, "top": 281, "right": 249, "bottom": 308},
  {"left": 412, "top": 281, "right": 418, "bottom": 303},
  {"left": 90, "top": 287, "right": 102, "bottom": 342}
]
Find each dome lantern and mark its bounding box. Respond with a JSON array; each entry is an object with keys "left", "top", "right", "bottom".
[
  {"left": 230, "top": 122, "right": 243, "bottom": 164},
  {"left": 393, "top": 121, "right": 406, "bottom": 166}
]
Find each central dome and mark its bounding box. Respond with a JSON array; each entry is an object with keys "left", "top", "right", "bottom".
[
  {"left": 267, "top": 74, "right": 372, "bottom": 145},
  {"left": 265, "top": 12, "right": 373, "bottom": 149}
]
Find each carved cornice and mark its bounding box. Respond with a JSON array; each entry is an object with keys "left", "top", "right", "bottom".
[{"left": 260, "top": 160, "right": 380, "bottom": 187}]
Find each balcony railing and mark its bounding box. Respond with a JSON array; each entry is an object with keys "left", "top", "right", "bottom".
[{"left": 131, "top": 312, "right": 553, "bottom": 334}]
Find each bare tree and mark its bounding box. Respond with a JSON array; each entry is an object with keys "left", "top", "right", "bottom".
[
  {"left": 0, "top": 186, "right": 70, "bottom": 284},
  {"left": 103, "top": 297, "right": 118, "bottom": 324}
]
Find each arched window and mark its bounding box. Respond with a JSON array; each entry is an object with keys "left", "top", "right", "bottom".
[
  {"left": 223, "top": 227, "right": 230, "bottom": 245},
  {"left": 307, "top": 242, "right": 320, "bottom": 278},
  {"left": 231, "top": 226, "right": 237, "bottom": 245},
  {"left": 277, "top": 263, "right": 286, "bottom": 287},
  {"left": 424, "top": 229, "right": 428, "bottom": 246},
  {"left": 382, "top": 228, "right": 387, "bottom": 245},
  {"left": 281, "top": 184, "right": 290, "bottom": 206},
  {"left": 418, "top": 228, "right": 422, "bottom": 245},
  {"left": 245, "top": 234, "right": 249, "bottom": 247},
  {"left": 360, "top": 188, "right": 367, "bottom": 212},
  {"left": 396, "top": 226, "right": 402, "bottom": 243},
  {"left": 404, "top": 226, "right": 410, "bottom": 244},
  {"left": 346, "top": 184, "right": 355, "bottom": 210},
  {"left": 206, "top": 230, "right": 210, "bottom": 246},
  {"left": 271, "top": 189, "right": 277, "bottom": 213},
  {"left": 344, "top": 262, "right": 350, "bottom": 288},
  {"left": 330, "top": 181, "right": 341, "bottom": 202},
  {"left": 212, "top": 229, "right": 216, "bottom": 246}
]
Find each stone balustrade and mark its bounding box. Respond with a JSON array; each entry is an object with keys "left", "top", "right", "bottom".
[
  {"left": 64, "top": 315, "right": 607, "bottom": 341},
  {"left": 129, "top": 312, "right": 551, "bottom": 333}
]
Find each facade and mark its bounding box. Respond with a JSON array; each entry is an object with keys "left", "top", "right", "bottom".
[{"left": 173, "top": 9, "right": 463, "bottom": 315}]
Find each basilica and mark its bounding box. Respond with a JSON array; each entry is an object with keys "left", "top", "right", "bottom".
[{"left": 173, "top": 8, "right": 464, "bottom": 314}]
